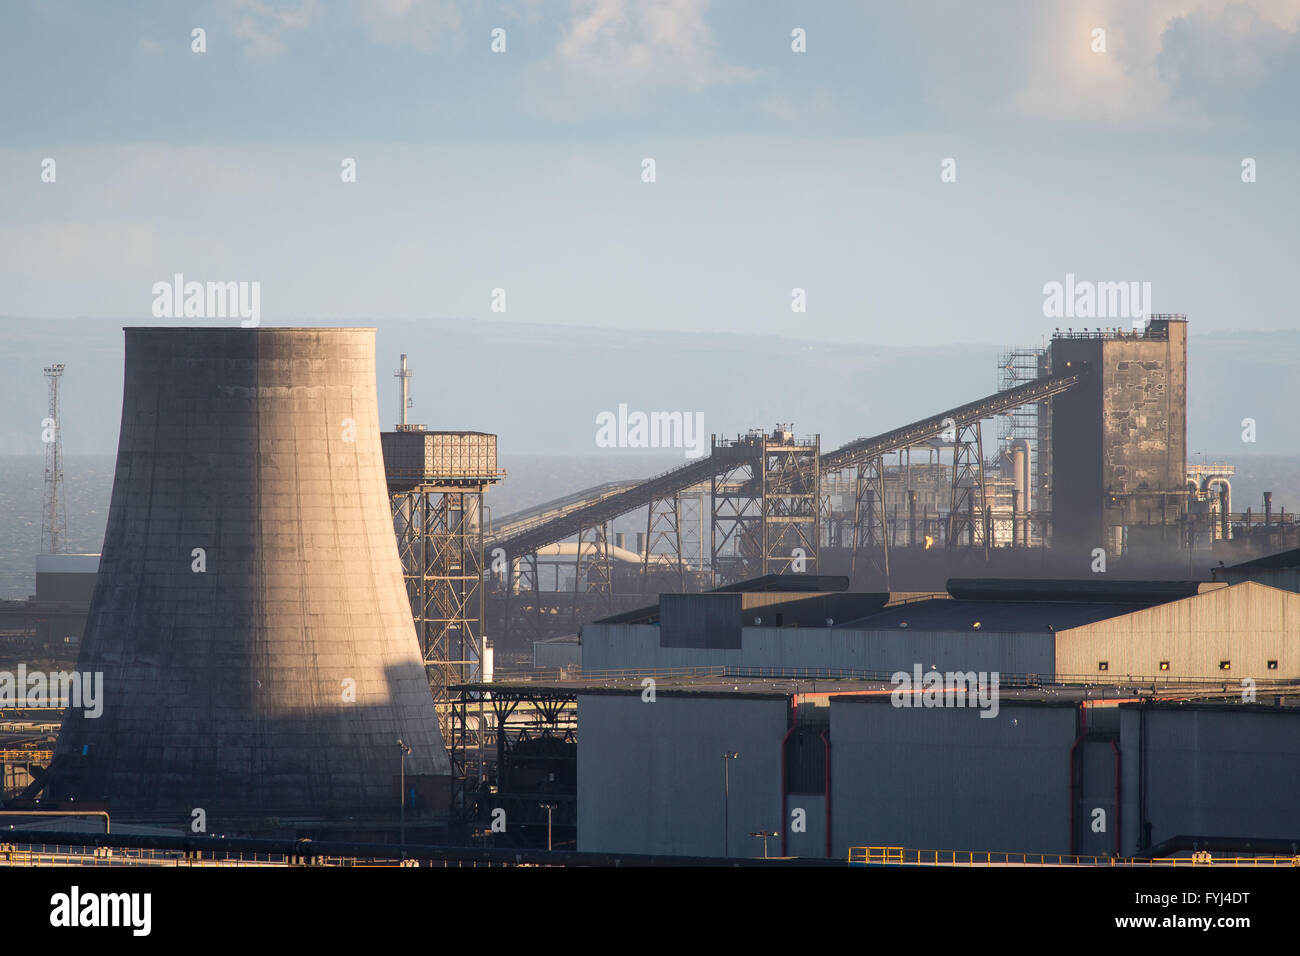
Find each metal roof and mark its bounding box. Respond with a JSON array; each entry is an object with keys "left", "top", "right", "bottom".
[
  {"left": 838, "top": 598, "right": 1154, "bottom": 633},
  {"left": 1226, "top": 547, "right": 1300, "bottom": 570}
]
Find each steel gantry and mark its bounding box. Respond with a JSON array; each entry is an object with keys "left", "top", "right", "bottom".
[{"left": 946, "top": 421, "right": 990, "bottom": 555}]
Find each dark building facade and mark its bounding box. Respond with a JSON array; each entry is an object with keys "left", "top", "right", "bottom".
[{"left": 1049, "top": 316, "right": 1188, "bottom": 553}]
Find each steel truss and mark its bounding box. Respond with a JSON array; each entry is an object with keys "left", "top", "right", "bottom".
[
  {"left": 946, "top": 422, "right": 990, "bottom": 555},
  {"left": 643, "top": 494, "right": 686, "bottom": 594},
  {"left": 850, "top": 456, "right": 889, "bottom": 584},
  {"left": 391, "top": 484, "right": 488, "bottom": 771},
  {"left": 449, "top": 683, "right": 577, "bottom": 848}
]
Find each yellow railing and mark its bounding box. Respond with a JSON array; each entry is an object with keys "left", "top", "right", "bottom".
[
  {"left": 849, "top": 846, "right": 1300, "bottom": 867},
  {"left": 0, "top": 750, "right": 53, "bottom": 762}
]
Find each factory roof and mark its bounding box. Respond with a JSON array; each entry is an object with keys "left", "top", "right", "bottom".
[
  {"left": 453, "top": 676, "right": 1294, "bottom": 706},
  {"left": 1226, "top": 547, "right": 1300, "bottom": 570},
  {"left": 838, "top": 598, "right": 1153, "bottom": 633}
]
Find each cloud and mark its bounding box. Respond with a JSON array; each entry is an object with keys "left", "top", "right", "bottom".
[
  {"left": 1004, "top": 0, "right": 1300, "bottom": 128},
  {"left": 354, "top": 0, "right": 463, "bottom": 53},
  {"left": 1158, "top": 2, "right": 1300, "bottom": 120},
  {"left": 556, "top": 0, "right": 752, "bottom": 88},
  {"left": 226, "top": 0, "right": 320, "bottom": 58}
]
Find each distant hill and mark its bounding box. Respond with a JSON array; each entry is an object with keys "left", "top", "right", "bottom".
[{"left": 2, "top": 317, "right": 1297, "bottom": 460}]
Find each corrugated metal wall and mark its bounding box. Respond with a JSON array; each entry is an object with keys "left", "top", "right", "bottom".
[
  {"left": 830, "top": 697, "right": 1077, "bottom": 856},
  {"left": 1119, "top": 705, "right": 1300, "bottom": 857},
  {"left": 1223, "top": 566, "right": 1300, "bottom": 595},
  {"left": 581, "top": 622, "right": 1055, "bottom": 678},
  {"left": 577, "top": 693, "right": 787, "bottom": 857},
  {"left": 1055, "top": 581, "right": 1300, "bottom": 681}
]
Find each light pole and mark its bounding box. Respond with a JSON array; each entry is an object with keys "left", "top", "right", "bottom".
[
  {"left": 539, "top": 802, "right": 556, "bottom": 851},
  {"left": 750, "top": 829, "right": 779, "bottom": 859},
  {"left": 722, "top": 751, "right": 739, "bottom": 857},
  {"left": 397, "top": 739, "right": 411, "bottom": 846}
]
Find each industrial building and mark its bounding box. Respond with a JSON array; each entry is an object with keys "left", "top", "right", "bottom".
[
  {"left": 581, "top": 578, "right": 1299, "bottom": 684},
  {"left": 576, "top": 679, "right": 1300, "bottom": 860},
  {"left": 478, "top": 314, "right": 1300, "bottom": 652},
  {"left": 1047, "top": 317, "right": 1189, "bottom": 553},
  {"left": 9, "top": 317, "right": 1299, "bottom": 861},
  {"left": 40, "top": 328, "right": 450, "bottom": 831},
  {"left": 568, "top": 567, "right": 1300, "bottom": 860}
]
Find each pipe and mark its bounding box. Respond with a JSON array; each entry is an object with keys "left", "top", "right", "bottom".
[
  {"left": 779, "top": 704, "right": 799, "bottom": 858},
  {"left": 1012, "top": 489, "right": 1021, "bottom": 549},
  {"left": 821, "top": 728, "right": 832, "bottom": 859},
  {"left": 1018, "top": 438, "right": 1032, "bottom": 520},
  {"left": 1110, "top": 738, "right": 1122, "bottom": 858},
  {"left": 1068, "top": 702, "right": 1087, "bottom": 857},
  {"left": 534, "top": 541, "right": 659, "bottom": 565},
  {"left": 907, "top": 490, "right": 917, "bottom": 547}
]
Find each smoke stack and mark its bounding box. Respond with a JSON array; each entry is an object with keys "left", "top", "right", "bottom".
[{"left": 45, "top": 328, "right": 448, "bottom": 823}]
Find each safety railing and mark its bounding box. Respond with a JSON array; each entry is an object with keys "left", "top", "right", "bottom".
[{"left": 849, "top": 846, "right": 1300, "bottom": 867}]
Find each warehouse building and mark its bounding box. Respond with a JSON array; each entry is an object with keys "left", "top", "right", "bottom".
[
  {"left": 1215, "top": 547, "right": 1300, "bottom": 594},
  {"left": 576, "top": 683, "right": 1300, "bottom": 860},
  {"left": 582, "top": 578, "right": 1300, "bottom": 683}
]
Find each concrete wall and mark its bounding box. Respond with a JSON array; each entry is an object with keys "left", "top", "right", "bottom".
[
  {"left": 45, "top": 328, "right": 448, "bottom": 822},
  {"left": 1049, "top": 321, "right": 1187, "bottom": 551},
  {"left": 1055, "top": 581, "right": 1300, "bottom": 681},
  {"left": 831, "top": 697, "right": 1077, "bottom": 856},
  {"left": 1119, "top": 705, "right": 1300, "bottom": 856},
  {"left": 577, "top": 692, "right": 787, "bottom": 857},
  {"left": 1050, "top": 337, "right": 1105, "bottom": 549},
  {"left": 582, "top": 622, "right": 1056, "bottom": 678}
]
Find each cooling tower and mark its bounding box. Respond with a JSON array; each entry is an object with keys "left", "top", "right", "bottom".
[{"left": 44, "top": 328, "right": 450, "bottom": 822}]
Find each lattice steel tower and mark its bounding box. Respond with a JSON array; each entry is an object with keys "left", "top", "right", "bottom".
[{"left": 42, "top": 363, "right": 67, "bottom": 553}]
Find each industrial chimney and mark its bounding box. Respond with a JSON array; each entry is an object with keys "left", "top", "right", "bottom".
[{"left": 44, "top": 328, "right": 449, "bottom": 825}]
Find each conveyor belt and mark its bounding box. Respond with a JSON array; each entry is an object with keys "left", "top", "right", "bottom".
[{"left": 488, "top": 367, "right": 1086, "bottom": 559}]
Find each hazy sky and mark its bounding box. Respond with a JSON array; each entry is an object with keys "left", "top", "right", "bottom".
[{"left": 1, "top": 0, "right": 1298, "bottom": 346}]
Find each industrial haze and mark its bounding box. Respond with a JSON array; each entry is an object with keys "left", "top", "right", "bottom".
[{"left": 2, "top": 317, "right": 1299, "bottom": 458}]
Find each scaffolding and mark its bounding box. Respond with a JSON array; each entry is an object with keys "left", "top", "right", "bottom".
[
  {"left": 711, "top": 426, "right": 820, "bottom": 585},
  {"left": 383, "top": 428, "right": 501, "bottom": 810}
]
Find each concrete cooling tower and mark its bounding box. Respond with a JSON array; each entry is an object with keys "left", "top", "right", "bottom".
[{"left": 44, "top": 327, "right": 449, "bottom": 825}]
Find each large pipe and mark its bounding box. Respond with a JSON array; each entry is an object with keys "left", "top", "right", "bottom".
[
  {"left": 1012, "top": 443, "right": 1026, "bottom": 517},
  {"left": 1012, "top": 489, "right": 1021, "bottom": 549},
  {"left": 1018, "top": 439, "right": 1032, "bottom": 516},
  {"left": 1206, "top": 477, "right": 1231, "bottom": 541}
]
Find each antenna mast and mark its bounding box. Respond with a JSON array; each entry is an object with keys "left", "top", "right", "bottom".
[
  {"left": 42, "top": 363, "right": 67, "bottom": 553},
  {"left": 394, "top": 354, "right": 413, "bottom": 428}
]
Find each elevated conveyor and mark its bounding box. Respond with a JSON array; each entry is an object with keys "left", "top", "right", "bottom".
[{"left": 487, "top": 367, "right": 1086, "bottom": 560}]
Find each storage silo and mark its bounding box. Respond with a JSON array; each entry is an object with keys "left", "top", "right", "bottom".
[{"left": 43, "top": 328, "right": 449, "bottom": 825}]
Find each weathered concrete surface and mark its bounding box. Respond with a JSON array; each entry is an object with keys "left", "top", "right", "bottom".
[
  {"left": 45, "top": 328, "right": 449, "bottom": 820},
  {"left": 1051, "top": 319, "right": 1188, "bottom": 550}
]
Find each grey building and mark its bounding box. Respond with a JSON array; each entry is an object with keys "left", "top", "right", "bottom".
[
  {"left": 577, "top": 684, "right": 1300, "bottom": 860},
  {"left": 582, "top": 578, "right": 1299, "bottom": 683}
]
